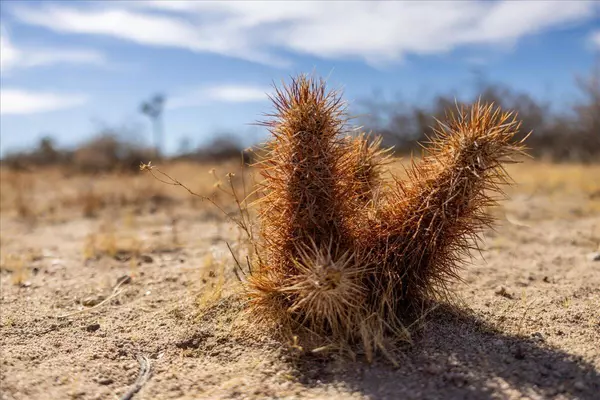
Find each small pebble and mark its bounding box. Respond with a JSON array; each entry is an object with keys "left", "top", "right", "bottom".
[
  {"left": 97, "top": 377, "right": 113, "bottom": 385},
  {"left": 86, "top": 323, "right": 100, "bottom": 332},
  {"left": 113, "top": 252, "right": 131, "bottom": 262},
  {"left": 531, "top": 332, "right": 544, "bottom": 342},
  {"left": 116, "top": 275, "right": 132, "bottom": 285},
  {"left": 82, "top": 295, "right": 105, "bottom": 307},
  {"left": 495, "top": 286, "right": 513, "bottom": 299},
  {"left": 587, "top": 252, "right": 600, "bottom": 262}
]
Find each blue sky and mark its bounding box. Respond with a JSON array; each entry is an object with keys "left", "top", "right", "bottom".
[{"left": 1, "top": 0, "right": 599, "bottom": 156}]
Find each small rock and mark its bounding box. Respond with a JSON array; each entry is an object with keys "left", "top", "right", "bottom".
[
  {"left": 587, "top": 252, "right": 600, "bottom": 262},
  {"left": 531, "top": 332, "right": 544, "bottom": 342},
  {"left": 543, "top": 276, "right": 551, "bottom": 283},
  {"left": 82, "top": 295, "right": 105, "bottom": 307},
  {"left": 514, "top": 345, "right": 526, "bottom": 360},
  {"left": 86, "top": 323, "right": 100, "bottom": 332},
  {"left": 97, "top": 377, "right": 113, "bottom": 385},
  {"left": 19, "top": 281, "right": 32, "bottom": 288},
  {"left": 68, "top": 390, "right": 86, "bottom": 398},
  {"left": 140, "top": 254, "right": 154, "bottom": 264},
  {"left": 574, "top": 381, "right": 585, "bottom": 391},
  {"left": 51, "top": 259, "right": 63, "bottom": 267},
  {"left": 495, "top": 286, "right": 513, "bottom": 299},
  {"left": 116, "top": 275, "right": 132, "bottom": 285},
  {"left": 516, "top": 280, "right": 529, "bottom": 287},
  {"left": 113, "top": 251, "right": 131, "bottom": 262}
]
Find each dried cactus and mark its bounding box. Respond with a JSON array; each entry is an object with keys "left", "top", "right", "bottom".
[{"left": 245, "top": 74, "right": 528, "bottom": 361}]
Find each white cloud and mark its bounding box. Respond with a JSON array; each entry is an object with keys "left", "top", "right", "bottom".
[
  {"left": 0, "top": 89, "right": 87, "bottom": 115},
  {"left": 9, "top": 1, "right": 599, "bottom": 67},
  {"left": 1, "top": 26, "right": 106, "bottom": 74},
  {"left": 591, "top": 30, "right": 600, "bottom": 49},
  {"left": 168, "top": 84, "right": 269, "bottom": 109},
  {"left": 10, "top": 4, "right": 289, "bottom": 67},
  {"left": 0, "top": 29, "right": 20, "bottom": 72}
]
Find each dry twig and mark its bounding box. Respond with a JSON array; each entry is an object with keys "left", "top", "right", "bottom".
[{"left": 118, "top": 353, "right": 152, "bottom": 400}]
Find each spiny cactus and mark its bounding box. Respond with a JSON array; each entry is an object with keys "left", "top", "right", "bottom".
[
  {"left": 245, "top": 74, "right": 528, "bottom": 361},
  {"left": 247, "top": 75, "right": 369, "bottom": 343},
  {"left": 361, "top": 102, "right": 527, "bottom": 323}
]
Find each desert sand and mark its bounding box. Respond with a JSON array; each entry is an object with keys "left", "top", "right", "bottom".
[{"left": 1, "top": 161, "right": 599, "bottom": 400}]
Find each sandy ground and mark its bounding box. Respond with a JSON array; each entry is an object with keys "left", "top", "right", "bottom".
[{"left": 1, "top": 162, "right": 599, "bottom": 400}]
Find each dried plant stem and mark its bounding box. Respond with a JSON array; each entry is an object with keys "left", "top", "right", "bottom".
[
  {"left": 57, "top": 277, "right": 128, "bottom": 319},
  {"left": 119, "top": 353, "right": 152, "bottom": 400}
]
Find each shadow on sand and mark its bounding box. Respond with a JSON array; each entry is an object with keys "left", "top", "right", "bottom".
[{"left": 292, "top": 305, "right": 599, "bottom": 400}]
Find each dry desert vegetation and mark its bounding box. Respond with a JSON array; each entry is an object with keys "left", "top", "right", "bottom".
[{"left": 1, "top": 76, "right": 599, "bottom": 400}]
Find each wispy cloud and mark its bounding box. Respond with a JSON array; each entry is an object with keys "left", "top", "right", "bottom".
[
  {"left": 0, "top": 26, "right": 106, "bottom": 74},
  {"left": 591, "top": 30, "right": 600, "bottom": 49},
  {"left": 9, "top": 4, "right": 289, "bottom": 67},
  {"left": 168, "top": 84, "right": 270, "bottom": 109},
  {"left": 0, "top": 89, "right": 87, "bottom": 115},
  {"left": 9, "top": 1, "right": 598, "bottom": 67}
]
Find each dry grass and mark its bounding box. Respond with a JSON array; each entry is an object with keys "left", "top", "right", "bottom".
[
  {"left": 0, "top": 160, "right": 244, "bottom": 224},
  {"left": 1, "top": 171, "right": 37, "bottom": 221},
  {"left": 506, "top": 162, "right": 600, "bottom": 197},
  {"left": 0, "top": 248, "right": 43, "bottom": 286},
  {"left": 83, "top": 221, "right": 143, "bottom": 261}
]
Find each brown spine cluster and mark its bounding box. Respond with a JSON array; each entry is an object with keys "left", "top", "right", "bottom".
[{"left": 246, "top": 74, "right": 528, "bottom": 359}]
